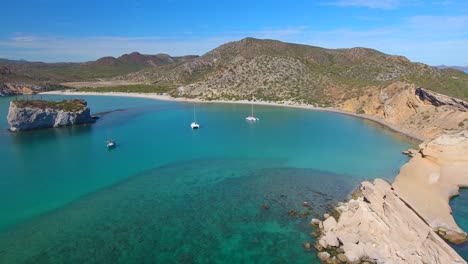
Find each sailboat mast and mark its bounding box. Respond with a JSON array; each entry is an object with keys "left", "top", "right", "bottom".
[
  {"left": 251, "top": 103, "right": 254, "bottom": 116},
  {"left": 193, "top": 105, "right": 196, "bottom": 122}
]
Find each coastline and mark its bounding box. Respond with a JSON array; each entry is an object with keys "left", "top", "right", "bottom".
[
  {"left": 313, "top": 130, "right": 468, "bottom": 263},
  {"left": 41, "top": 90, "right": 425, "bottom": 142},
  {"left": 39, "top": 90, "right": 468, "bottom": 262}
]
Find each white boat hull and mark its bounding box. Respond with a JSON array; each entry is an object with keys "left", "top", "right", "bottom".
[
  {"left": 191, "top": 122, "right": 200, "bottom": 129},
  {"left": 106, "top": 140, "right": 116, "bottom": 148},
  {"left": 245, "top": 116, "right": 259, "bottom": 121}
]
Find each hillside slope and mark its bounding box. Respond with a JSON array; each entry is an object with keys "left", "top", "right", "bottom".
[
  {"left": 117, "top": 38, "right": 467, "bottom": 139},
  {"left": 3, "top": 38, "right": 467, "bottom": 139},
  {"left": 0, "top": 53, "right": 198, "bottom": 95},
  {"left": 125, "top": 38, "right": 468, "bottom": 103}
]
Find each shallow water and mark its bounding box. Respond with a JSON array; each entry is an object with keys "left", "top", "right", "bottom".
[
  {"left": 0, "top": 161, "right": 361, "bottom": 263},
  {"left": 0, "top": 94, "right": 419, "bottom": 262}
]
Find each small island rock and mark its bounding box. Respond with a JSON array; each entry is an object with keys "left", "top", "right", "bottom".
[{"left": 7, "top": 99, "right": 95, "bottom": 131}]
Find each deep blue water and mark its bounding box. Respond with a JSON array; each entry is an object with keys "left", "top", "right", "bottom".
[{"left": 0, "top": 94, "right": 422, "bottom": 263}]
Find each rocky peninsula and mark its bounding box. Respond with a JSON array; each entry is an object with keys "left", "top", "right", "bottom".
[
  {"left": 314, "top": 130, "right": 468, "bottom": 263},
  {"left": 7, "top": 99, "right": 94, "bottom": 131}
]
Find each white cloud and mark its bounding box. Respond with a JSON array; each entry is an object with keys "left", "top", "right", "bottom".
[
  {"left": 0, "top": 35, "right": 233, "bottom": 62},
  {"left": 325, "top": 0, "right": 400, "bottom": 9},
  {"left": 11, "top": 36, "right": 36, "bottom": 42},
  {"left": 301, "top": 30, "right": 468, "bottom": 65},
  {"left": 248, "top": 26, "right": 309, "bottom": 39},
  {"left": 408, "top": 15, "right": 468, "bottom": 31},
  {"left": 0, "top": 20, "right": 466, "bottom": 65}
]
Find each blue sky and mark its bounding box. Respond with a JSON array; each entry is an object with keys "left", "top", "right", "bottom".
[{"left": 1, "top": 0, "right": 467, "bottom": 65}]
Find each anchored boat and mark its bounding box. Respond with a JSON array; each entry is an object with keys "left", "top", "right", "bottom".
[{"left": 245, "top": 103, "right": 259, "bottom": 122}]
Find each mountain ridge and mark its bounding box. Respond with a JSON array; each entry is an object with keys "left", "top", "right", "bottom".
[
  {"left": 118, "top": 38, "right": 466, "bottom": 103},
  {"left": 0, "top": 52, "right": 200, "bottom": 88},
  {"left": 1, "top": 37, "right": 467, "bottom": 103},
  {"left": 435, "top": 65, "right": 468, "bottom": 72}
]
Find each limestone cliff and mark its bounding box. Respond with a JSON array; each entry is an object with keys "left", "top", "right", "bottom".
[
  {"left": 394, "top": 130, "right": 468, "bottom": 243},
  {"left": 314, "top": 179, "right": 466, "bottom": 264},
  {"left": 314, "top": 131, "right": 468, "bottom": 263},
  {"left": 7, "top": 99, "right": 94, "bottom": 131},
  {"left": 339, "top": 82, "right": 468, "bottom": 140}
]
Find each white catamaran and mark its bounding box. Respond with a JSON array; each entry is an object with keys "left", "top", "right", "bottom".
[
  {"left": 245, "top": 103, "right": 259, "bottom": 122},
  {"left": 106, "top": 140, "right": 116, "bottom": 149},
  {"left": 190, "top": 105, "right": 200, "bottom": 129}
]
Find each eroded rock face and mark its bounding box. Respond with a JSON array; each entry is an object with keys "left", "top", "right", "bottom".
[
  {"left": 393, "top": 130, "right": 468, "bottom": 243},
  {"left": 0, "top": 83, "right": 37, "bottom": 96},
  {"left": 315, "top": 131, "right": 468, "bottom": 264},
  {"left": 416, "top": 87, "right": 468, "bottom": 111},
  {"left": 317, "top": 179, "right": 466, "bottom": 264},
  {"left": 7, "top": 99, "right": 94, "bottom": 131},
  {"left": 339, "top": 82, "right": 468, "bottom": 140}
]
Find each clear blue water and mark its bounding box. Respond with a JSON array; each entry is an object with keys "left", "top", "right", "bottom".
[
  {"left": 451, "top": 189, "right": 468, "bottom": 259},
  {"left": 0, "top": 94, "right": 421, "bottom": 263}
]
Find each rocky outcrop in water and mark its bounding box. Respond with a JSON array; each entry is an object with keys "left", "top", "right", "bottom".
[
  {"left": 7, "top": 99, "right": 94, "bottom": 131},
  {"left": 314, "top": 131, "right": 468, "bottom": 263}
]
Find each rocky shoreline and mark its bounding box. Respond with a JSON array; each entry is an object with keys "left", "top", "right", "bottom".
[{"left": 313, "top": 131, "right": 468, "bottom": 263}]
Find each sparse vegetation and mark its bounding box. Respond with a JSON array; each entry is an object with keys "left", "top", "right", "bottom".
[
  {"left": 13, "top": 99, "right": 87, "bottom": 112},
  {"left": 356, "top": 107, "right": 365, "bottom": 114},
  {"left": 2, "top": 38, "right": 468, "bottom": 104},
  {"left": 123, "top": 38, "right": 467, "bottom": 104},
  {"left": 77, "top": 84, "right": 177, "bottom": 94}
]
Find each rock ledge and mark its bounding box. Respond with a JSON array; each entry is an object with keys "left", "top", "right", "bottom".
[
  {"left": 315, "top": 179, "right": 466, "bottom": 264},
  {"left": 315, "top": 131, "right": 468, "bottom": 264}
]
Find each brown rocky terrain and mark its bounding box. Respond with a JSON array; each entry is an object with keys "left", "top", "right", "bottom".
[
  {"left": 339, "top": 82, "right": 468, "bottom": 139},
  {"left": 122, "top": 38, "right": 467, "bottom": 104}
]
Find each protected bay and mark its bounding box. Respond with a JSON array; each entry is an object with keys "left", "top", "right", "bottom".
[{"left": 0, "top": 95, "right": 415, "bottom": 263}]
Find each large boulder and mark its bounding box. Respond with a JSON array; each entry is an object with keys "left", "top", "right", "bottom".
[
  {"left": 316, "top": 179, "right": 466, "bottom": 264},
  {"left": 7, "top": 99, "right": 94, "bottom": 131}
]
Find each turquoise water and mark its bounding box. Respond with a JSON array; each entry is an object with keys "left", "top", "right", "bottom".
[
  {"left": 0, "top": 95, "right": 416, "bottom": 263},
  {"left": 451, "top": 189, "right": 468, "bottom": 259}
]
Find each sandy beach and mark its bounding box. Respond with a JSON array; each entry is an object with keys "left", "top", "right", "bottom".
[{"left": 42, "top": 90, "right": 425, "bottom": 142}]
